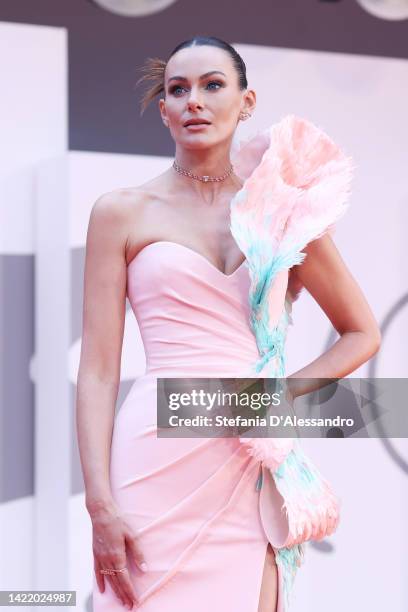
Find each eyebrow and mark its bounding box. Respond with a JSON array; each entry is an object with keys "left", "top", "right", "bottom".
[{"left": 167, "top": 70, "right": 227, "bottom": 84}]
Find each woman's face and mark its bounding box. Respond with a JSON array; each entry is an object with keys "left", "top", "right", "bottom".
[{"left": 159, "top": 45, "right": 256, "bottom": 150}]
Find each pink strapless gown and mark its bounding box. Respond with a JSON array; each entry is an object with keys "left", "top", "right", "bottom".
[{"left": 92, "top": 240, "right": 290, "bottom": 612}]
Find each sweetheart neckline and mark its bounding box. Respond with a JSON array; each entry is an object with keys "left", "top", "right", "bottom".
[{"left": 127, "top": 240, "right": 248, "bottom": 279}]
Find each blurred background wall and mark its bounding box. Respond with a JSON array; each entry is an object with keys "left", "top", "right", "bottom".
[{"left": 0, "top": 2, "right": 407, "bottom": 611}]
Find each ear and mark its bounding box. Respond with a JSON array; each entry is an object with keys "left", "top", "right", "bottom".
[
  {"left": 159, "top": 98, "right": 169, "bottom": 127},
  {"left": 241, "top": 88, "right": 257, "bottom": 116}
]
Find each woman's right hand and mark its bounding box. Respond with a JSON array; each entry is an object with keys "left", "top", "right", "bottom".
[{"left": 91, "top": 504, "right": 148, "bottom": 610}]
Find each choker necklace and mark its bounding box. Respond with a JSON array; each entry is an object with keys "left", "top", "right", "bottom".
[{"left": 173, "top": 159, "right": 234, "bottom": 183}]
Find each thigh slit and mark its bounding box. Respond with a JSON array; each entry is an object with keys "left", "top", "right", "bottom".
[{"left": 257, "top": 542, "right": 279, "bottom": 612}]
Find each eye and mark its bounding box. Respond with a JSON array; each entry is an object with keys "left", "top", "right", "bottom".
[
  {"left": 169, "top": 80, "right": 224, "bottom": 96},
  {"left": 206, "top": 80, "right": 223, "bottom": 90},
  {"left": 169, "top": 84, "right": 186, "bottom": 96}
]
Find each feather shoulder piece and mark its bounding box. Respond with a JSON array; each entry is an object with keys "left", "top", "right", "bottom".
[
  {"left": 228, "top": 114, "right": 353, "bottom": 556},
  {"left": 230, "top": 113, "right": 355, "bottom": 379}
]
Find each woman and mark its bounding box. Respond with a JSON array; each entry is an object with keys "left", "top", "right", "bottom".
[{"left": 76, "top": 36, "right": 381, "bottom": 612}]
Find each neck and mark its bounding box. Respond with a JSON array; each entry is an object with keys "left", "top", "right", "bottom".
[
  {"left": 171, "top": 139, "right": 243, "bottom": 200},
  {"left": 174, "top": 140, "right": 232, "bottom": 178}
]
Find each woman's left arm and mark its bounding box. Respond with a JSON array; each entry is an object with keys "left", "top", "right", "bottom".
[{"left": 288, "top": 233, "right": 381, "bottom": 380}]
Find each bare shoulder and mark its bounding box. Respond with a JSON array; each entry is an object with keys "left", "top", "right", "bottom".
[
  {"left": 88, "top": 185, "right": 159, "bottom": 239},
  {"left": 90, "top": 184, "right": 155, "bottom": 222},
  {"left": 88, "top": 173, "right": 171, "bottom": 263},
  {"left": 91, "top": 164, "right": 172, "bottom": 216},
  {"left": 88, "top": 177, "right": 172, "bottom": 264}
]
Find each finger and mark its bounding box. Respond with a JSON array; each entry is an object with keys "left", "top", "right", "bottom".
[
  {"left": 126, "top": 533, "right": 148, "bottom": 572},
  {"left": 117, "top": 570, "right": 138, "bottom": 609},
  {"left": 109, "top": 573, "right": 129, "bottom": 609},
  {"left": 110, "top": 566, "right": 136, "bottom": 610},
  {"left": 94, "top": 558, "right": 105, "bottom": 594}
]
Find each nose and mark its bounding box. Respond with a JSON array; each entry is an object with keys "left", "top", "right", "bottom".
[{"left": 187, "top": 86, "right": 204, "bottom": 111}]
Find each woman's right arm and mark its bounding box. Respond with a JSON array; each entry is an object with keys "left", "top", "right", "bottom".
[{"left": 76, "top": 191, "right": 145, "bottom": 609}]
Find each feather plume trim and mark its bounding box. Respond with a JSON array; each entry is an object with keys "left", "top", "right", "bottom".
[
  {"left": 238, "top": 436, "right": 295, "bottom": 473},
  {"left": 229, "top": 115, "right": 346, "bottom": 551},
  {"left": 275, "top": 544, "right": 306, "bottom": 612},
  {"left": 230, "top": 113, "right": 355, "bottom": 304},
  {"left": 272, "top": 439, "right": 341, "bottom": 548}
]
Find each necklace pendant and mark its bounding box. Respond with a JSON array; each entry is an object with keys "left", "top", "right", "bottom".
[{"left": 202, "top": 176, "right": 210, "bottom": 182}]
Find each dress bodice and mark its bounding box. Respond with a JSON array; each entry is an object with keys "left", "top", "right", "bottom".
[{"left": 126, "top": 240, "right": 280, "bottom": 378}]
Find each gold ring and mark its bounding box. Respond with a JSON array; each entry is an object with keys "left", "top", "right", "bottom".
[{"left": 100, "top": 567, "right": 128, "bottom": 575}]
